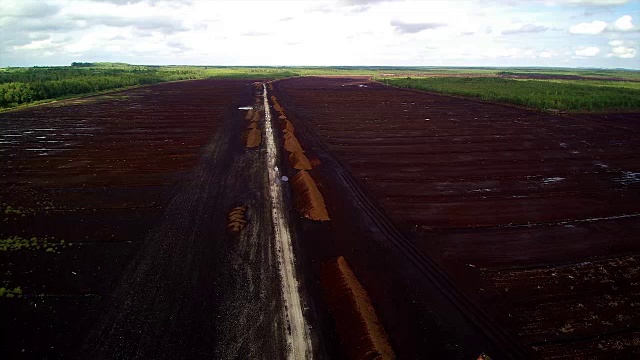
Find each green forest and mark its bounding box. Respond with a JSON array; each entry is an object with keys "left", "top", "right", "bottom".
[
  {"left": 0, "top": 63, "right": 297, "bottom": 109},
  {"left": 379, "top": 77, "right": 640, "bottom": 112}
]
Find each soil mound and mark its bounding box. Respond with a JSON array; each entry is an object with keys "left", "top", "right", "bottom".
[
  {"left": 279, "top": 114, "right": 287, "bottom": 120},
  {"left": 283, "top": 133, "right": 304, "bottom": 153},
  {"left": 289, "top": 151, "right": 312, "bottom": 170},
  {"left": 227, "top": 206, "right": 247, "bottom": 234},
  {"left": 245, "top": 128, "right": 262, "bottom": 148},
  {"left": 244, "top": 108, "right": 255, "bottom": 120},
  {"left": 282, "top": 120, "right": 295, "bottom": 133},
  {"left": 321, "top": 256, "right": 395, "bottom": 360},
  {"left": 291, "top": 170, "right": 329, "bottom": 221}
]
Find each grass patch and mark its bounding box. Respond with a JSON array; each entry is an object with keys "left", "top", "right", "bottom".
[
  {"left": 0, "top": 286, "right": 23, "bottom": 298},
  {"left": 378, "top": 77, "right": 640, "bottom": 112},
  {"left": 0, "top": 235, "right": 68, "bottom": 252}
]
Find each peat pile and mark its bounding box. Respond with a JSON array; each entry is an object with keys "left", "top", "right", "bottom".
[
  {"left": 242, "top": 94, "right": 264, "bottom": 149},
  {"left": 270, "top": 94, "right": 329, "bottom": 221},
  {"left": 321, "top": 256, "right": 395, "bottom": 360},
  {"left": 291, "top": 171, "right": 330, "bottom": 221}
]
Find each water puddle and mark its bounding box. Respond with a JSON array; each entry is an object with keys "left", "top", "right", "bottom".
[
  {"left": 542, "top": 177, "right": 565, "bottom": 184},
  {"left": 616, "top": 171, "right": 640, "bottom": 185}
]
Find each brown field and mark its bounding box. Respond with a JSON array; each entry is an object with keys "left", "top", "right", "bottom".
[
  {"left": 0, "top": 79, "right": 276, "bottom": 358},
  {"left": 273, "top": 76, "right": 640, "bottom": 358},
  {"left": 2, "top": 76, "right": 639, "bottom": 359}
]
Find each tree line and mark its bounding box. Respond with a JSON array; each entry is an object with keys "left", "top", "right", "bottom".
[{"left": 0, "top": 66, "right": 205, "bottom": 109}]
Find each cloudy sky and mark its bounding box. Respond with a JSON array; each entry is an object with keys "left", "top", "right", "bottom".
[{"left": 0, "top": 0, "right": 638, "bottom": 68}]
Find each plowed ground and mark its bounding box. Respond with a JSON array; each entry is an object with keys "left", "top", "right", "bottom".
[
  {"left": 274, "top": 76, "right": 640, "bottom": 358},
  {"left": 0, "top": 79, "right": 282, "bottom": 358}
]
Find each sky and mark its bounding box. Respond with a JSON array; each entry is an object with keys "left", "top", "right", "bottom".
[{"left": 0, "top": 0, "right": 638, "bottom": 68}]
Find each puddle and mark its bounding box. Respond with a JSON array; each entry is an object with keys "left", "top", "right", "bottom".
[
  {"left": 542, "top": 177, "right": 565, "bottom": 184},
  {"left": 238, "top": 106, "right": 253, "bottom": 110},
  {"left": 471, "top": 188, "right": 495, "bottom": 193},
  {"left": 616, "top": 171, "right": 640, "bottom": 185}
]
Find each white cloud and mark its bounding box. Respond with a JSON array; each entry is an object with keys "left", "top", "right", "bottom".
[
  {"left": 501, "top": 23, "right": 549, "bottom": 35},
  {"left": 606, "top": 39, "right": 637, "bottom": 58},
  {"left": 13, "top": 38, "right": 58, "bottom": 51},
  {"left": 575, "top": 46, "right": 600, "bottom": 56},
  {"left": 539, "top": 50, "right": 553, "bottom": 58},
  {"left": 1, "top": 0, "right": 639, "bottom": 69},
  {"left": 613, "top": 15, "right": 634, "bottom": 31},
  {"left": 608, "top": 46, "right": 637, "bottom": 58},
  {"left": 565, "top": 0, "right": 630, "bottom": 4},
  {"left": 569, "top": 20, "right": 607, "bottom": 34}
]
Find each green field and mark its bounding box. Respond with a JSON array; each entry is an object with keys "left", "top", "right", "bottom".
[
  {"left": 379, "top": 77, "right": 640, "bottom": 112},
  {"left": 2, "top": 62, "right": 639, "bottom": 111}
]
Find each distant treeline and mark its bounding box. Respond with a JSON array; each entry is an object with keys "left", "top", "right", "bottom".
[
  {"left": 2, "top": 63, "right": 639, "bottom": 110},
  {"left": 71, "top": 62, "right": 96, "bottom": 67},
  {"left": 0, "top": 64, "right": 297, "bottom": 109},
  {"left": 0, "top": 67, "right": 199, "bottom": 108},
  {"left": 379, "top": 77, "right": 640, "bottom": 112}
]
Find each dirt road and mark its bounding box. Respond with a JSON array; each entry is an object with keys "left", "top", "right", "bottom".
[{"left": 262, "top": 84, "right": 313, "bottom": 359}]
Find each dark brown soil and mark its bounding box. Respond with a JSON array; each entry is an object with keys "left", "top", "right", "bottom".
[
  {"left": 4, "top": 75, "right": 637, "bottom": 358},
  {"left": 0, "top": 80, "right": 286, "bottom": 359},
  {"left": 272, "top": 79, "right": 523, "bottom": 359},
  {"left": 274, "top": 76, "right": 640, "bottom": 358}
]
